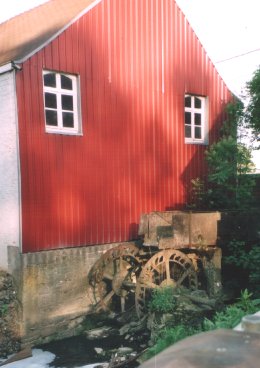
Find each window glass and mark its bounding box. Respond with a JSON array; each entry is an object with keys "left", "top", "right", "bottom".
[
  {"left": 195, "top": 113, "right": 201, "bottom": 125},
  {"left": 195, "top": 97, "right": 202, "bottom": 108},
  {"left": 195, "top": 127, "right": 202, "bottom": 139},
  {"left": 44, "top": 73, "right": 56, "bottom": 87},
  {"left": 63, "top": 112, "right": 74, "bottom": 128},
  {"left": 62, "top": 95, "right": 73, "bottom": 111},
  {"left": 45, "top": 93, "right": 57, "bottom": 109},
  {"left": 61, "top": 75, "right": 73, "bottom": 90},
  {"left": 45, "top": 110, "right": 58, "bottom": 126},
  {"left": 185, "top": 112, "right": 191, "bottom": 125},
  {"left": 185, "top": 125, "right": 191, "bottom": 138},
  {"left": 185, "top": 96, "right": 191, "bottom": 107}
]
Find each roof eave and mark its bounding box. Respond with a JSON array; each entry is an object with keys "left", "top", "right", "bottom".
[
  {"left": 14, "top": 0, "right": 102, "bottom": 65},
  {"left": 0, "top": 62, "right": 22, "bottom": 74}
]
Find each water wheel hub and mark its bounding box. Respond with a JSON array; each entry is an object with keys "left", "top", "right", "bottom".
[
  {"left": 112, "top": 270, "right": 129, "bottom": 296},
  {"left": 87, "top": 243, "right": 141, "bottom": 313}
]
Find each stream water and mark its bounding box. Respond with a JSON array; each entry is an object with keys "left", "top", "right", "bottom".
[
  {"left": 0, "top": 328, "right": 146, "bottom": 368},
  {"left": 38, "top": 333, "right": 142, "bottom": 368}
]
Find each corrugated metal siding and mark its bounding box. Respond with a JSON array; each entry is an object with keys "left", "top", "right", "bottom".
[{"left": 16, "top": 0, "right": 232, "bottom": 252}]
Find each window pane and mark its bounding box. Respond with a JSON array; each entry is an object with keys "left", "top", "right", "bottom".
[
  {"left": 185, "top": 125, "right": 191, "bottom": 138},
  {"left": 195, "top": 127, "right": 202, "bottom": 139},
  {"left": 62, "top": 112, "right": 74, "bottom": 128},
  {"left": 45, "top": 92, "right": 57, "bottom": 108},
  {"left": 45, "top": 110, "right": 58, "bottom": 126},
  {"left": 185, "top": 96, "right": 191, "bottom": 107},
  {"left": 44, "top": 73, "right": 56, "bottom": 87},
  {"left": 62, "top": 95, "right": 73, "bottom": 111},
  {"left": 185, "top": 112, "right": 191, "bottom": 124},
  {"left": 61, "top": 75, "right": 73, "bottom": 90},
  {"left": 195, "top": 97, "right": 202, "bottom": 108},
  {"left": 195, "top": 113, "right": 201, "bottom": 125}
]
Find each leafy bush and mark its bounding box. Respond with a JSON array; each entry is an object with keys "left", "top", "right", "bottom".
[
  {"left": 148, "top": 287, "right": 177, "bottom": 314},
  {"left": 206, "top": 138, "right": 255, "bottom": 209},
  {"left": 224, "top": 240, "right": 260, "bottom": 296},
  {"left": 189, "top": 141, "right": 255, "bottom": 210},
  {"left": 189, "top": 101, "right": 256, "bottom": 211},
  {"left": 144, "top": 325, "right": 196, "bottom": 359},
  {"left": 244, "top": 67, "right": 260, "bottom": 147},
  {"left": 145, "top": 289, "right": 260, "bottom": 360},
  {"left": 0, "top": 304, "right": 8, "bottom": 317},
  {"left": 203, "top": 289, "right": 260, "bottom": 330},
  {"left": 247, "top": 246, "right": 260, "bottom": 286}
]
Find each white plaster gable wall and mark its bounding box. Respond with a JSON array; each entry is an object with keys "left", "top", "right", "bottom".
[{"left": 0, "top": 70, "right": 21, "bottom": 270}]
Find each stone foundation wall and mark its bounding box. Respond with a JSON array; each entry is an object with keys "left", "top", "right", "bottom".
[
  {"left": 0, "top": 269, "right": 21, "bottom": 357},
  {"left": 8, "top": 243, "right": 117, "bottom": 347}
]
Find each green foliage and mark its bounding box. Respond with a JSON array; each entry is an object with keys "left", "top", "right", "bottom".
[
  {"left": 224, "top": 240, "right": 249, "bottom": 267},
  {"left": 203, "top": 305, "right": 245, "bottom": 330},
  {"left": 189, "top": 177, "right": 207, "bottom": 209},
  {"left": 205, "top": 137, "right": 255, "bottom": 209},
  {"left": 221, "top": 100, "right": 244, "bottom": 139},
  {"left": 0, "top": 304, "right": 8, "bottom": 317},
  {"left": 203, "top": 289, "right": 260, "bottom": 331},
  {"left": 148, "top": 287, "right": 177, "bottom": 313},
  {"left": 247, "top": 246, "right": 260, "bottom": 286},
  {"left": 245, "top": 67, "right": 260, "bottom": 147},
  {"left": 189, "top": 101, "right": 256, "bottom": 210},
  {"left": 144, "top": 325, "right": 196, "bottom": 359},
  {"left": 236, "top": 289, "right": 260, "bottom": 312},
  {"left": 145, "top": 289, "right": 260, "bottom": 360},
  {"left": 224, "top": 240, "right": 260, "bottom": 294}
]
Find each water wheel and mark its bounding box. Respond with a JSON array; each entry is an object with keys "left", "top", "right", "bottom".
[
  {"left": 87, "top": 243, "right": 141, "bottom": 313},
  {"left": 135, "top": 249, "right": 198, "bottom": 317}
]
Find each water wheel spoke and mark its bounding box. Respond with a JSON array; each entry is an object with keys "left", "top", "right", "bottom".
[
  {"left": 176, "top": 267, "right": 192, "bottom": 286},
  {"left": 121, "top": 296, "right": 126, "bottom": 313},
  {"left": 103, "top": 271, "right": 114, "bottom": 280},
  {"left": 135, "top": 249, "right": 198, "bottom": 317},
  {"left": 100, "top": 289, "right": 115, "bottom": 307},
  {"left": 122, "top": 280, "right": 136, "bottom": 289},
  {"left": 165, "top": 260, "right": 171, "bottom": 282},
  {"left": 113, "top": 259, "right": 118, "bottom": 274},
  {"left": 88, "top": 244, "right": 141, "bottom": 313},
  {"left": 118, "top": 257, "right": 123, "bottom": 272}
]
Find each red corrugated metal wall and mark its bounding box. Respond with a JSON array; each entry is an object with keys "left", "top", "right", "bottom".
[{"left": 16, "top": 0, "right": 232, "bottom": 252}]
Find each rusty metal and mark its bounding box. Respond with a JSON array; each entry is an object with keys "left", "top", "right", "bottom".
[
  {"left": 88, "top": 211, "right": 223, "bottom": 316},
  {"left": 87, "top": 243, "right": 141, "bottom": 313},
  {"left": 135, "top": 249, "right": 198, "bottom": 317}
]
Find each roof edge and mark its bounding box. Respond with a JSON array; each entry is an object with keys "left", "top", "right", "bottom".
[
  {"left": 0, "top": 61, "right": 21, "bottom": 75},
  {"left": 14, "top": 0, "right": 102, "bottom": 65},
  {"left": 0, "top": 62, "right": 14, "bottom": 75}
]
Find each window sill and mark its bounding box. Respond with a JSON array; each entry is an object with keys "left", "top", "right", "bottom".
[
  {"left": 45, "top": 128, "right": 83, "bottom": 136},
  {"left": 185, "top": 139, "right": 208, "bottom": 145}
]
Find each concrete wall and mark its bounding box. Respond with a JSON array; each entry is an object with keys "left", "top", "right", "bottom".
[
  {"left": 0, "top": 70, "right": 21, "bottom": 270},
  {"left": 8, "top": 243, "right": 117, "bottom": 346}
]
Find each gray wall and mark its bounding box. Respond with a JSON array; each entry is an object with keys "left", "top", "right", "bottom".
[
  {"left": 8, "top": 243, "right": 116, "bottom": 346},
  {"left": 0, "top": 70, "right": 21, "bottom": 270}
]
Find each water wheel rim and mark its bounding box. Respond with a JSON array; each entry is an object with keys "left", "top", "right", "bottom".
[
  {"left": 135, "top": 249, "right": 198, "bottom": 317},
  {"left": 87, "top": 243, "right": 141, "bottom": 313}
]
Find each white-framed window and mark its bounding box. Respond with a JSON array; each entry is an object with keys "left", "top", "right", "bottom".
[
  {"left": 43, "top": 70, "right": 82, "bottom": 135},
  {"left": 184, "top": 94, "right": 208, "bottom": 144}
]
